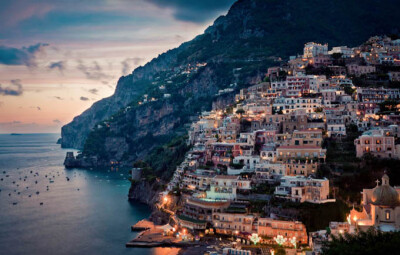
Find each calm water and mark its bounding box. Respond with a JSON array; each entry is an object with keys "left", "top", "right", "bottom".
[{"left": 0, "top": 134, "right": 178, "bottom": 255}]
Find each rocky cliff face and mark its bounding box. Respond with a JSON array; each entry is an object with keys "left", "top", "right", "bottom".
[
  {"left": 61, "top": 0, "right": 400, "bottom": 162},
  {"left": 128, "top": 180, "right": 160, "bottom": 207}
]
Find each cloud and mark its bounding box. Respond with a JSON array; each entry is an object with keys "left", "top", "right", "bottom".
[
  {"left": 0, "top": 101, "right": 3, "bottom": 107},
  {"left": 77, "top": 60, "right": 112, "bottom": 80},
  {"left": 0, "top": 120, "right": 22, "bottom": 125},
  {"left": 88, "top": 88, "right": 98, "bottom": 95},
  {"left": 48, "top": 60, "right": 66, "bottom": 73},
  {"left": 53, "top": 119, "right": 61, "bottom": 124},
  {"left": 148, "top": 0, "right": 235, "bottom": 23},
  {"left": 0, "top": 79, "right": 24, "bottom": 96},
  {"left": 37, "top": 106, "right": 41, "bottom": 111},
  {"left": 0, "top": 43, "right": 49, "bottom": 67},
  {"left": 0, "top": 121, "right": 53, "bottom": 133},
  {"left": 121, "top": 57, "right": 144, "bottom": 75},
  {"left": 80, "top": 96, "right": 89, "bottom": 101},
  {"left": 54, "top": 96, "right": 63, "bottom": 100}
]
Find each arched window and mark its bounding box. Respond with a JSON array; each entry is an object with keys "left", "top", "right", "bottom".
[{"left": 385, "top": 210, "right": 390, "bottom": 220}]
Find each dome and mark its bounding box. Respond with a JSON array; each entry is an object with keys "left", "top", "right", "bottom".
[{"left": 371, "top": 174, "right": 400, "bottom": 207}]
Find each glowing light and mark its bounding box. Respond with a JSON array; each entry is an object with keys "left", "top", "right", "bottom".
[
  {"left": 290, "top": 236, "right": 297, "bottom": 249},
  {"left": 249, "top": 233, "right": 261, "bottom": 245},
  {"left": 274, "top": 235, "right": 287, "bottom": 246}
]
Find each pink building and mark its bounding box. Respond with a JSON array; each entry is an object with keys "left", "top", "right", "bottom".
[
  {"left": 285, "top": 76, "right": 310, "bottom": 97},
  {"left": 347, "top": 64, "right": 376, "bottom": 77},
  {"left": 354, "top": 129, "right": 398, "bottom": 159},
  {"left": 311, "top": 54, "right": 332, "bottom": 67}
]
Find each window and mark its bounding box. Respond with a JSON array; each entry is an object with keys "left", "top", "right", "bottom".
[{"left": 385, "top": 210, "right": 390, "bottom": 220}]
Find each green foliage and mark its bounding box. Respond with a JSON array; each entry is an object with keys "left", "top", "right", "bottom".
[
  {"left": 82, "top": 125, "right": 111, "bottom": 159},
  {"left": 236, "top": 108, "right": 245, "bottom": 114},
  {"left": 343, "top": 85, "right": 355, "bottom": 96},
  {"left": 378, "top": 100, "right": 400, "bottom": 114},
  {"left": 276, "top": 248, "right": 286, "bottom": 255},
  {"left": 272, "top": 199, "right": 349, "bottom": 232},
  {"left": 322, "top": 228, "right": 400, "bottom": 255},
  {"left": 144, "top": 135, "right": 190, "bottom": 180}
]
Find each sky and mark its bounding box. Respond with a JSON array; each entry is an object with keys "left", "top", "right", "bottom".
[{"left": 0, "top": 0, "right": 235, "bottom": 134}]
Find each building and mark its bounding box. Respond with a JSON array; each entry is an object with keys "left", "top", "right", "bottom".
[
  {"left": 213, "top": 212, "right": 255, "bottom": 234},
  {"left": 357, "top": 87, "right": 400, "bottom": 103},
  {"left": 258, "top": 218, "right": 308, "bottom": 244},
  {"left": 206, "top": 175, "right": 241, "bottom": 201},
  {"left": 273, "top": 97, "right": 323, "bottom": 114},
  {"left": 304, "top": 42, "right": 328, "bottom": 58},
  {"left": 354, "top": 128, "right": 399, "bottom": 159},
  {"left": 212, "top": 213, "right": 308, "bottom": 245},
  {"left": 348, "top": 174, "right": 400, "bottom": 232},
  {"left": 276, "top": 145, "right": 326, "bottom": 162},
  {"left": 311, "top": 54, "right": 333, "bottom": 67},
  {"left": 274, "top": 176, "right": 332, "bottom": 203},
  {"left": 285, "top": 160, "right": 318, "bottom": 176},
  {"left": 347, "top": 64, "right": 376, "bottom": 77},
  {"left": 388, "top": 71, "right": 400, "bottom": 82},
  {"left": 179, "top": 197, "right": 231, "bottom": 229},
  {"left": 329, "top": 46, "right": 354, "bottom": 58}
]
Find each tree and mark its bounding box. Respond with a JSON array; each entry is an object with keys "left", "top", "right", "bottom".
[
  {"left": 276, "top": 248, "right": 286, "bottom": 255},
  {"left": 236, "top": 108, "right": 245, "bottom": 119},
  {"left": 322, "top": 228, "right": 400, "bottom": 255}
]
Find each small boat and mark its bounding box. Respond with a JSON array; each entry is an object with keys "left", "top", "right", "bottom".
[
  {"left": 12, "top": 202, "right": 18, "bottom": 205},
  {"left": 36, "top": 191, "right": 40, "bottom": 195},
  {"left": 40, "top": 202, "right": 43, "bottom": 205},
  {"left": 49, "top": 180, "right": 54, "bottom": 183}
]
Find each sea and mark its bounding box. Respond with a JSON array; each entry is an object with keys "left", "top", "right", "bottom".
[{"left": 0, "top": 133, "right": 179, "bottom": 255}]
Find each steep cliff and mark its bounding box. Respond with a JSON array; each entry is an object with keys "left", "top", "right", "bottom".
[{"left": 61, "top": 0, "right": 400, "bottom": 163}]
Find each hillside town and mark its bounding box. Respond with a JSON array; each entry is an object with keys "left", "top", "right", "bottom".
[{"left": 130, "top": 35, "right": 400, "bottom": 254}]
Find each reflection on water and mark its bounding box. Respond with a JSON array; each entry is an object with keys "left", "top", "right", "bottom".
[
  {"left": 153, "top": 247, "right": 181, "bottom": 255},
  {"left": 0, "top": 134, "right": 179, "bottom": 255}
]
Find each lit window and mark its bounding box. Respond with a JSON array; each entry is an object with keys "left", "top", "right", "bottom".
[{"left": 385, "top": 211, "right": 390, "bottom": 220}]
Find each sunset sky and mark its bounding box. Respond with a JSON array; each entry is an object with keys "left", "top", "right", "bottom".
[{"left": 0, "top": 0, "right": 235, "bottom": 133}]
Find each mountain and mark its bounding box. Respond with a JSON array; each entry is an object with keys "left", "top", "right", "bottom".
[{"left": 61, "top": 0, "right": 400, "bottom": 168}]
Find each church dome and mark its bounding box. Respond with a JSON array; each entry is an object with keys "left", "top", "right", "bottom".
[{"left": 371, "top": 174, "right": 400, "bottom": 207}]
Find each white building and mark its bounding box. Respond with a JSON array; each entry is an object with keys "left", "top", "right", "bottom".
[
  {"left": 304, "top": 42, "right": 328, "bottom": 58},
  {"left": 275, "top": 176, "right": 333, "bottom": 203},
  {"left": 328, "top": 46, "right": 354, "bottom": 58}
]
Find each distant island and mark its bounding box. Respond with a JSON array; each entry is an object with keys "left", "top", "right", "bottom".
[{"left": 10, "top": 133, "right": 22, "bottom": 136}]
